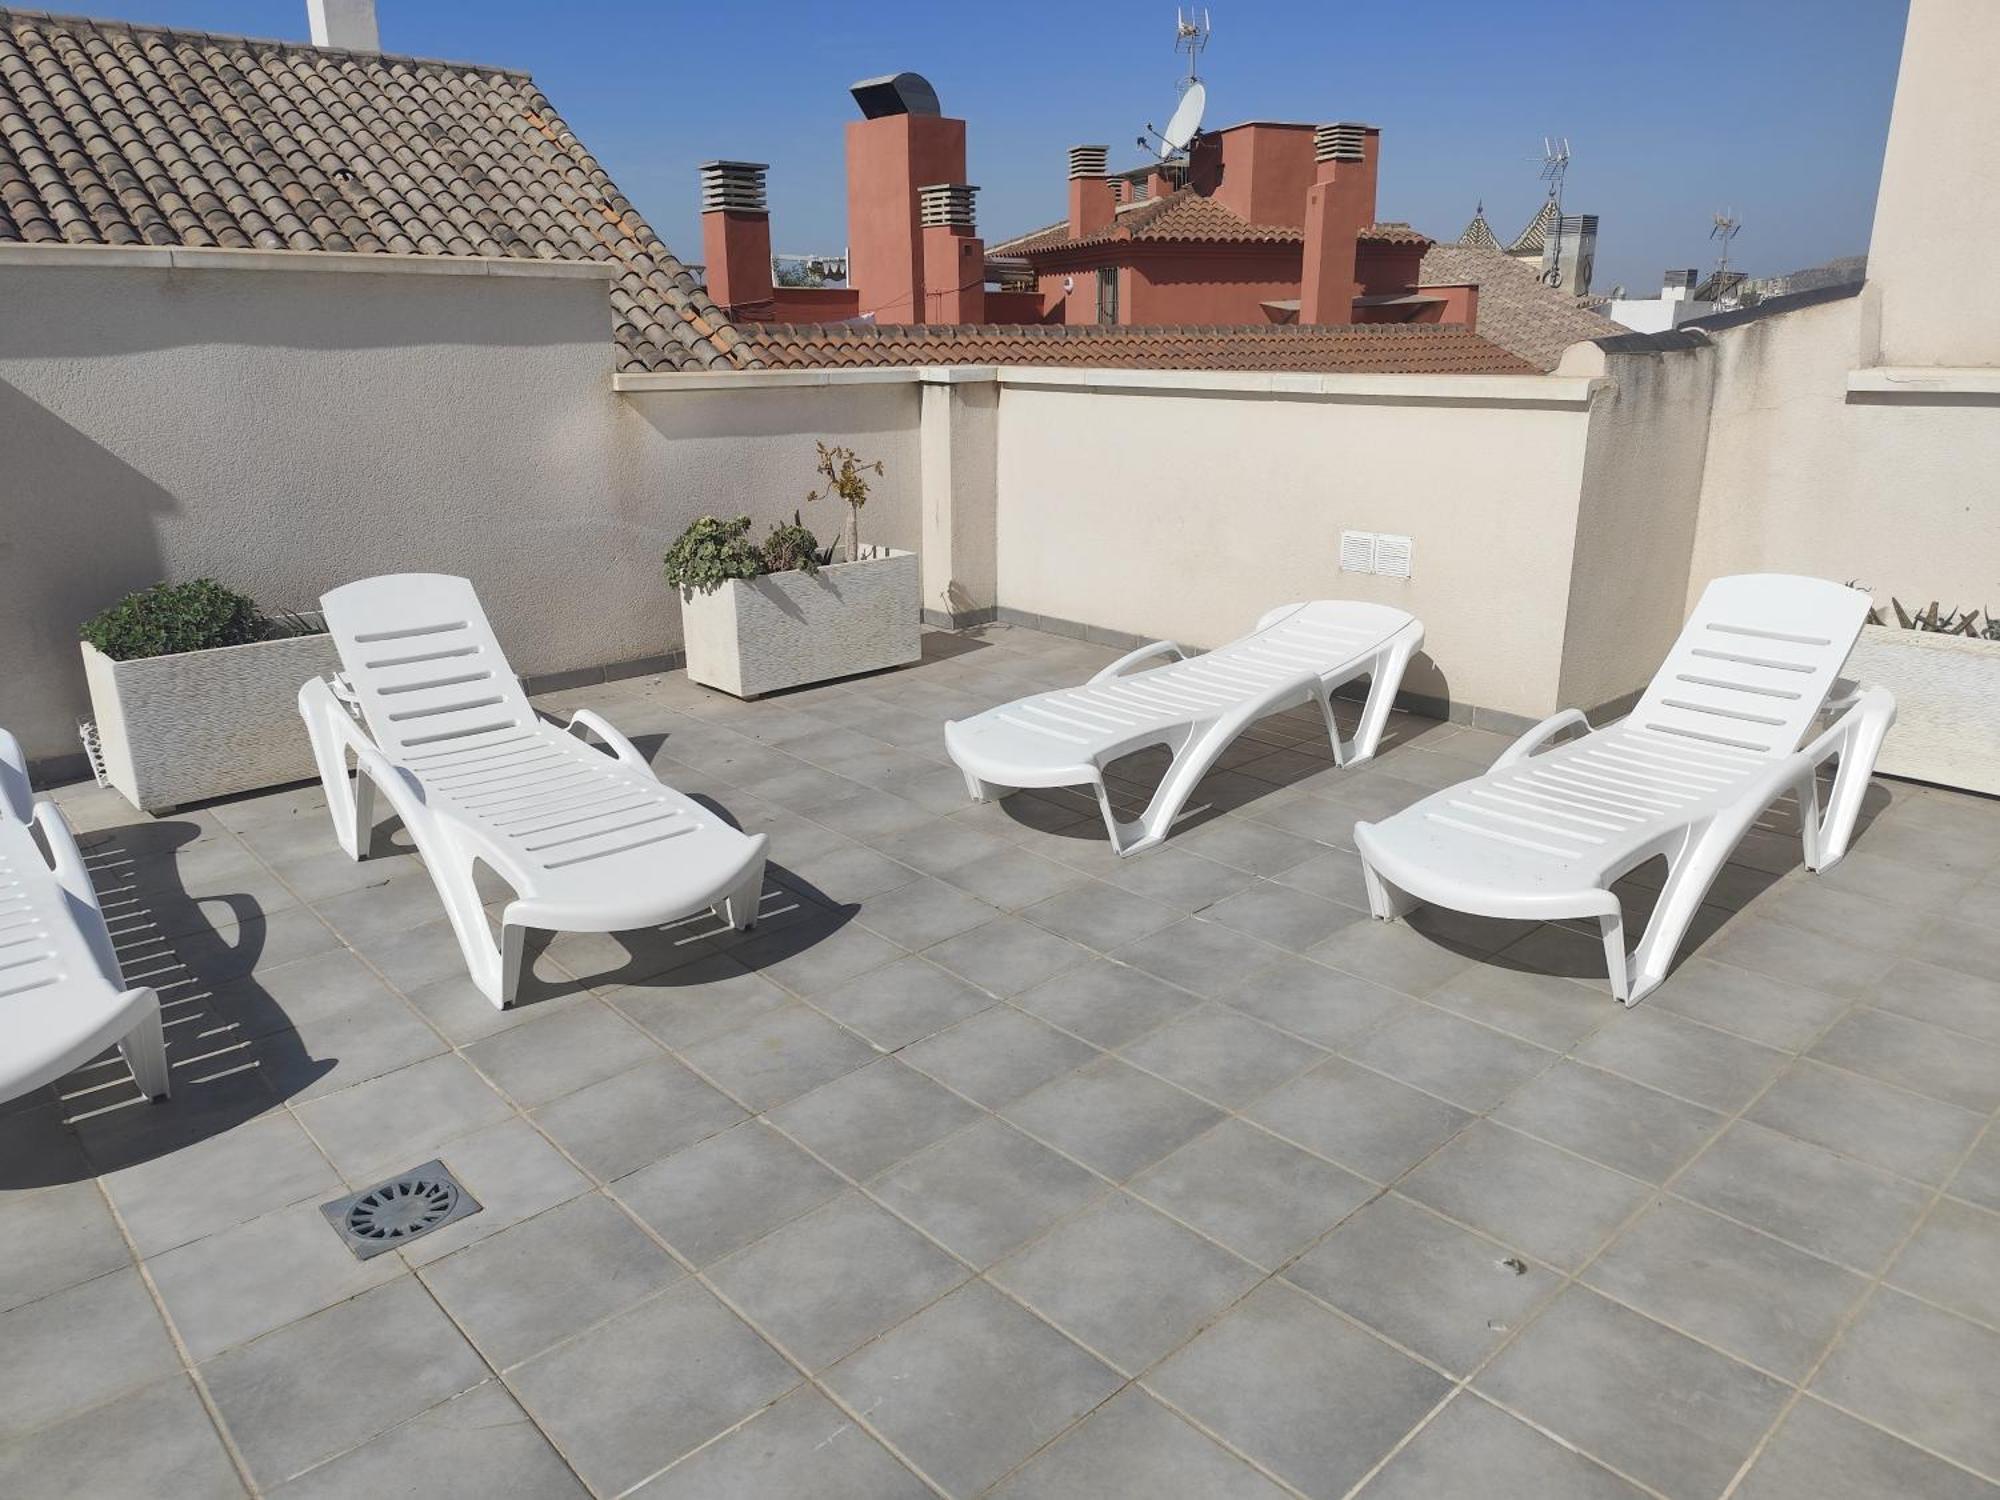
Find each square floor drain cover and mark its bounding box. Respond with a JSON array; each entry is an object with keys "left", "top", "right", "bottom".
[{"left": 321, "top": 1160, "right": 481, "bottom": 1259}]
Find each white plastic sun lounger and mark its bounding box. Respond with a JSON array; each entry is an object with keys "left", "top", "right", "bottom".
[
  {"left": 945, "top": 602, "right": 1423, "bottom": 855},
  {"left": 299, "top": 574, "right": 767, "bottom": 1008},
  {"left": 0, "top": 728, "right": 169, "bottom": 1106},
  {"left": 1354, "top": 574, "right": 1895, "bottom": 1005}
]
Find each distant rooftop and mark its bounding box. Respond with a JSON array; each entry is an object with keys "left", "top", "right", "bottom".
[
  {"left": 0, "top": 8, "right": 1562, "bottom": 380},
  {"left": 740, "top": 321, "right": 1534, "bottom": 375},
  {"left": 0, "top": 8, "right": 740, "bottom": 370}
]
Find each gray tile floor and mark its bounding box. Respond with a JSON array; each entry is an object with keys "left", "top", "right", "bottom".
[{"left": 4, "top": 623, "right": 1999, "bottom": 1499}]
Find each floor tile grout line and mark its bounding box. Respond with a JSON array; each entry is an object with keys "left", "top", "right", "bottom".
[
  {"left": 1715, "top": 1101, "right": 2000, "bottom": 1497},
  {"left": 87, "top": 1173, "right": 265, "bottom": 1498},
  {"left": 1310, "top": 943, "right": 1916, "bottom": 1500}
]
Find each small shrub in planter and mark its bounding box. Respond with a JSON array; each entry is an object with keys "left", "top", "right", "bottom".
[
  {"left": 758, "top": 513, "right": 825, "bottom": 578},
  {"left": 665, "top": 447, "right": 917, "bottom": 697},
  {"left": 77, "top": 579, "right": 337, "bottom": 811},
  {"left": 80, "top": 578, "right": 323, "bottom": 660}
]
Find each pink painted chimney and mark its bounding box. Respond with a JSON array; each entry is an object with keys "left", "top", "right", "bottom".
[
  {"left": 698, "top": 160, "right": 774, "bottom": 319},
  {"left": 1067, "top": 145, "right": 1116, "bottom": 240},
  {"left": 845, "top": 73, "right": 966, "bottom": 325},
  {"left": 919, "top": 183, "right": 984, "bottom": 323},
  {"left": 1299, "top": 123, "right": 1379, "bottom": 324}
]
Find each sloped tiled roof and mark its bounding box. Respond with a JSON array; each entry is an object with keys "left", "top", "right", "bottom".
[
  {"left": 741, "top": 321, "right": 1532, "bottom": 375},
  {"left": 1418, "top": 241, "right": 1621, "bottom": 371},
  {"left": 1457, "top": 205, "right": 1498, "bottom": 252},
  {"left": 989, "top": 188, "right": 1430, "bottom": 257},
  {"left": 1506, "top": 198, "right": 1560, "bottom": 256},
  {"left": 0, "top": 7, "right": 742, "bottom": 370}
]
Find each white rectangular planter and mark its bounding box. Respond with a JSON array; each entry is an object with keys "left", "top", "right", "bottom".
[
  {"left": 1845, "top": 624, "right": 2000, "bottom": 795},
  {"left": 679, "top": 548, "right": 921, "bottom": 698},
  {"left": 82, "top": 628, "right": 341, "bottom": 812}
]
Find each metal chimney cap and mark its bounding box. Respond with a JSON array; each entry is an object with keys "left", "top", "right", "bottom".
[
  {"left": 850, "top": 72, "right": 942, "bottom": 119},
  {"left": 919, "top": 182, "right": 978, "bottom": 231},
  {"left": 1068, "top": 145, "right": 1110, "bottom": 179},
  {"left": 698, "top": 161, "right": 769, "bottom": 214},
  {"left": 1314, "top": 123, "right": 1369, "bottom": 163}
]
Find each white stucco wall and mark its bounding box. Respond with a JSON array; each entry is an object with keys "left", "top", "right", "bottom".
[
  {"left": 1684, "top": 292, "right": 2000, "bottom": 617},
  {"left": 992, "top": 370, "right": 1600, "bottom": 719},
  {"left": 1864, "top": 0, "right": 2000, "bottom": 368},
  {"left": 0, "top": 251, "right": 920, "bottom": 766},
  {"left": 1558, "top": 339, "right": 1716, "bottom": 713}
]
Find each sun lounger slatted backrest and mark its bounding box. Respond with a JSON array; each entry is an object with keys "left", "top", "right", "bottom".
[
  {"left": 1628, "top": 573, "right": 1869, "bottom": 759},
  {"left": 320, "top": 574, "right": 537, "bottom": 760}
]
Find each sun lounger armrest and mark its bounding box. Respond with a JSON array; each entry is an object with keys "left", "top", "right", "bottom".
[
  {"left": 31, "top": 798, "right": 126, "bottom": 988},
  {"left": 31, "top": 798, "right": 97, "bottom": 911},
  {"left": 565, "top": 709, "right": 648, "bottom": 770},
  {"left": 1493, "top": 708, "right": 1592, "bottom": 769},
  {"left": 1088, "top": 639, "right": 1186, "bottom": 683}
]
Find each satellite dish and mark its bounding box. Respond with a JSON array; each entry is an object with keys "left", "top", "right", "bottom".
[{"left": 1159, "top": 80, "right": 1206, "bottom": 158}]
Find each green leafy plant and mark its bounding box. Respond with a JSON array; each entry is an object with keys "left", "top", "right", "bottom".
[
  {"left": 79, "top": 579, "right": 321, "bottom": 662},
  {"left": 805, "top": 442, "right": 884, "bottom": 564},
  {"left": 663, "top": 515, "right": 763, "bottom": 596},
  {"left": 759, "top": 512, "right": 824, "bottom": 577}
]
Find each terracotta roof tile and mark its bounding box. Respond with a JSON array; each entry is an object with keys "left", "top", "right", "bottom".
[
  {"left": 0, "top": 7, "right": 735, "bottom": 370},
  {"left": 741, "top": 321, "right": 1531, "bottom": 376}
]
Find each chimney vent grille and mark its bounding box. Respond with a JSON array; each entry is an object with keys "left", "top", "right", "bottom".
[
  {"left": 919, "top": 183, "right": 979, "bottom": 231},
  {"left": 1068, "top": 145, "right": 1110, "bottom": 180},
  {"left": 1315, "top": 123, "right": 1368, "bottom": 164},
  {"left": 698, "top": 160, "right": 769, "bottom": 214}
]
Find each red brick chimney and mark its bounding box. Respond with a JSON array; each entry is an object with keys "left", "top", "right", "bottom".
[
  {"left": 919, "top": 183, "right": 984, "bottom": 323},
  {"left": 1067, "top": 146, "right": 1116, "bottom": 239},
  {"left": 1299, "top": 123, "right": 1379, "bottom": 324},
  {"left": 845, "top": 76, "right": 966, "bottom": 325},
  {"left": 698, "top": 160, "right": 774, "bottom": 319}
]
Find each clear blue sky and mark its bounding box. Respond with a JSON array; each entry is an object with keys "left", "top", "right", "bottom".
[{"left": 70, "top": 0, "right": 1908, "bottom": 292}]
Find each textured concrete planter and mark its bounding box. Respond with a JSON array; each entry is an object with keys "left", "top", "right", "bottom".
[
  {"left": 82, "top": 627, "right": 340, "bottom": 812},
  {"left": 1846, "top": 624, "right": 2000, "bottom": 795},
  {"left": 680, "top": 548, "right": 921, "bottom": 698}
]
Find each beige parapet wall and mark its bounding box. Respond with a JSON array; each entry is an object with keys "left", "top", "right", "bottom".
[
  {"left": 0, "top": 248, "right": 921, "bottom": 766},
  {"left": 1687, "top": 292, "right": 2000, "bottom": 618},
  {"left": 991, "top": 367, "right": 1603, "bottom": 721}
]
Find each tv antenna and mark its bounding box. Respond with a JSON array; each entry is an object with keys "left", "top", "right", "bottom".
[
  {"left": 1538, "top": 136, "right": 1571, "bottom": 288},
  {"left": 1139, "top": 10, "right": 1211, "bottom": 160},
  {"left": 1711, "top": 209, "right": 1741, "bottom": 279}
]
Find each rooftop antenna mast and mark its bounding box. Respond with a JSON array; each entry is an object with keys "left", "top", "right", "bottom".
[
  {"left": 1174, "top": 7, "right": 1210, "bottom": 92},
  {"left": 1538, "top": 136, "right": 1570, "bottom": 288},
  {"left": 1710, "top": 208, "right": 1741, "bottom": 281},
  {"left": 1139, "top": 10, "right": 1212, "bottom": 162}
]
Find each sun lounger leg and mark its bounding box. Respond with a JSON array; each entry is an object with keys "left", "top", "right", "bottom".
[
  {"left": 299, "top": 679, "right": 373, "bottom": 861},
  {"left": 1624, "top": 827, "right": 1733, "bottom": 1005},
  {"left": 962, "top": 769, "right": 1003, "bottom": 803},
  {"left": 1104, "top": 724, "right": 1229, "bottom": 856},
  {"left": 716, "top": 855, "right": 766, "bottom": 931},
  {"left": 1598, "top": 913, "right": 1632, "bottom": 1004},
  {"left": 1361, "top": 856, "right": 1420, "bottom": 919},
  {"left": 120, "top": 996, "right": 171, "bottom": 1099},
  {"left": 1809, "top": 692, "right": 1894, "bottom": 873},
  {"left": 497, "top": 922, "right": 525, "bottom": 1009},
  {"left": 1341, "top": 631, "right": 1420, "bottom": 766}
]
